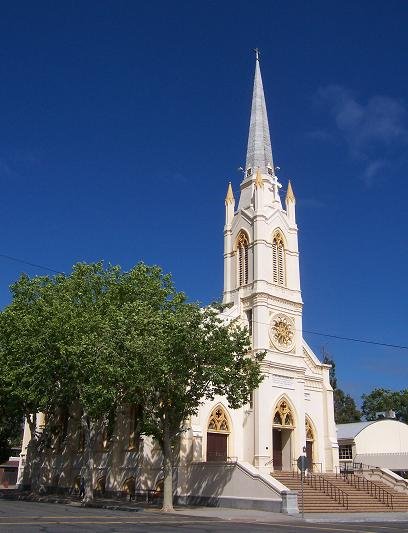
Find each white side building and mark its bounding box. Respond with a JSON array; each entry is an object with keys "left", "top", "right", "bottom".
[{"left": 337, "top": 420, "right": 408, "bottom": 476}]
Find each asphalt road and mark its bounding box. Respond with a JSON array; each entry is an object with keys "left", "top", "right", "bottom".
[{"left": 0, "top": 500, "right": 408, "bottom": 533}]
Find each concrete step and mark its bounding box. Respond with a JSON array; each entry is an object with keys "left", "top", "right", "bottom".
[{"left": 272, "top": 471, "right": 399, "bottom": 513}]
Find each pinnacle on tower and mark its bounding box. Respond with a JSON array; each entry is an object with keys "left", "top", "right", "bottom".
[
  {"left": 225, "top": 182, "right": 235, "bottom": 204},
  {"left": 245, "top": 50, "right": 274, "bottom": 177},
  {"left": 286, "top": 180, "right": 295, "bottom": 203}
]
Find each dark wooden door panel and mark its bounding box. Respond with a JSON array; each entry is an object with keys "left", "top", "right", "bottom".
[
  {"left": 273, "top": 428, "right": 282, "bottom": 470},
  {"left": 207, "top": 432, "right": 228, "bottom": 462},
  {"left": 306, "top": 441, "right": 313, "bottom": 470}
]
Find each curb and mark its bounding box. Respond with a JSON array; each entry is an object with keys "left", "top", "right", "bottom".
[{"left": 0, "top": 492, "right": 144, "bottom": 513}]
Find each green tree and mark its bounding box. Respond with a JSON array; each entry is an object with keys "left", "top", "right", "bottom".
[
  {"left": 361, "top": 388, "right": 408, "bottom": 422},
  {"left": 322, "top": 351, "right": 361, "bottom": 424},
  {"left": 0, "top": 273, "right": 76, "bottom": 489},
  {"left": 124, "top": 301, "right": 265, "bottom": 511},
  {"left": 0, "top": 263, "right": 132, "bottom": 498},
  {"left": 0, "top": 393, "right": 23, "bottom": 464},
  {"left": 0, "top": 262, "right": 264, "bottom": 510}
]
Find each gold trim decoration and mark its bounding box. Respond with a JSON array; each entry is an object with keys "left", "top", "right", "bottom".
[
  {"left": 255, "top": 168, "right": 264, "bottom": 188},
  {"left": 305, "top": 417, "right": 314, "bottom": 441},
  {"left": 270, "top": 313, "right": 295, "bottom": 352},
  {"left": 273, "top": 400, "right": 295, "bottom": 428},
  {"left": 208, "top": 406, "right": 230, "bottom": 433}
]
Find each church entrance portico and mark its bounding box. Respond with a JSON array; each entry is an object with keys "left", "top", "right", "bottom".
[
  {"left": 272, "top": 399, "right": 295, "bottom": 471},
  {"left": 206, "top": 406, "right": 231, "bottom": 462}
]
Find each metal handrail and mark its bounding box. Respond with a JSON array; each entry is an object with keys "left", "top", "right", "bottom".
[
  {"left": 340, "top": 473, "right": 393, "bottom": 509},
  {"left": 291, "top": 459, "right": 322, "bottom": 474},
  {"left": 293, "top": 470, "right": 349, "bottom": 509},
  {"left": 352, "top": 461, "right": 380, "bottom": 472}
]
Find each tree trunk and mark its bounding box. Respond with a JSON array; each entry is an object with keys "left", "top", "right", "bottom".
[
  {"left": 80, "top": 413, "right": 94, "bottom": 502},
  {"left": 161, "top": 419, "right": 174, "bottom": 512},
  {"left": 25, "top": 415, "right": 41, "bottom": 492}
]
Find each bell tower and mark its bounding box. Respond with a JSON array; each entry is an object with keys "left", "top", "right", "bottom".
[
  {"left": 222, "top": 52, "right": 326, "bottom": 472},
  {"left": 223, "top": 52, "right": 302, "bottom": 351}
]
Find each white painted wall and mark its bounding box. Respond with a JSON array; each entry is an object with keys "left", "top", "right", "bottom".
[{"left": 355, "top": 420, "right": 408, "bottom": 454}]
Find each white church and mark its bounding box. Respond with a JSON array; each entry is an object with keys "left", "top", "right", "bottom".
[
  {"left": 18, "top": 55, "right": 340, "bottom": 512},
  {"left": 192, "top": 52, "right": 339, "bottom": 478}
]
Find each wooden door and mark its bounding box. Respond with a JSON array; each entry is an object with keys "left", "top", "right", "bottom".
[
  {"left": 273, "top": 429, "right": 282, "bottom": 470},
  {"left": 306, "top": 441, "right": 313, "bottom": 471},
  {"left": 206, "top": 433, "right": 228, "bottom": 462}
]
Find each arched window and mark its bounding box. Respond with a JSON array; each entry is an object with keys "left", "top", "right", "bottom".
[
  {"left": 305, "top": 417, "right": 314, "bottom": 441},
  {"left": 305, "top": 417, "right": 315, "bottom": 469},
  {"left": 272, "top": 232, "right": 285, "bottom": 286},
  {"left": 237, "top": 231, "right": 249, "bottom": 287},
  {"left": 208, "top": 406, "right": 230, "bottom": 432},
  {"left": 273, "top": 399, "right": 295, "bottom": 428}
]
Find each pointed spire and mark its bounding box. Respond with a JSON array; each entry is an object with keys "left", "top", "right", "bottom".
[
  {"left": 286, "top": 180, "right": 295, "bottom": 203},
  {"left": 225, "top": 182, "right": 235, "bottom": 204},
  {"left": 245, "top": 51, "right": 274, "bottom": 177}
]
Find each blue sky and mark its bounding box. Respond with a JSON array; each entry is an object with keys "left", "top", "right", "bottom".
[{"left": 1, "top": 1, "right": 407, "bottom": 402}]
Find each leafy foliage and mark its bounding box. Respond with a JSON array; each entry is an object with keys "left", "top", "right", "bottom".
[
  {"left": 0, "top": 394, "right": 23, "bottom": 464},
  {"left": 322, "top": 351, "right": 361, "bottom": 423},
  {"left": 361, "top": 388, "right": 408, "bottom": 422},
  {"left": 0, "top": 262, "right": 264, "bottom": 508}
]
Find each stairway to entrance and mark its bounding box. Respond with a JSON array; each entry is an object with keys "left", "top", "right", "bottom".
[
  {"left": 324, "top": 473, "right": 408, "bottom": 512},
  {"left": 370, "top": 478, "right": 408, "bottom": 510},
  {"left": 273, "top": 471, "right": 408, "bottom": 513}
]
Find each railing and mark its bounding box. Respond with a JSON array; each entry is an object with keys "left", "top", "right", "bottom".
[
  {"left": 293, "top": 470, "right": 349, "bottom": 509},
  {"left": 340, "top": 472, "right": 393, "bottom": 509},
  {"left": 291, "top": 460, "right": 322, "bottom": 473},
  {"left": 337, "top": 461, "right": 380, "bottom": 475}
]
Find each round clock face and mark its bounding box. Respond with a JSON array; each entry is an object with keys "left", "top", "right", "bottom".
[{"left": 270, "top": 314, "right": 295, "bottom": 352}]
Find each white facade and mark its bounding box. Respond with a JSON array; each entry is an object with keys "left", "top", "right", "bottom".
[{"left": 191, "top": 55, "right": 339, "bottom": 474}]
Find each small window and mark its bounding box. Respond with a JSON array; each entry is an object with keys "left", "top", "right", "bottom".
[
  {"left": 339, "top": 445, "right": 353, "bottom": 460},
  {"left": 237, "top": 231, "right": 249, "bottom": 287},
  {"left": 245, "top": 309, "right": 253, "bottom": 336},
  {"left": 246, "top": 168, "right": 252, "bottom": 177},
  {"left": 272, "top": 232, "right": 285, "bottom": 286}
]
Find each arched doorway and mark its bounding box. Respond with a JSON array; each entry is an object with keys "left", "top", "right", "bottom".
[
  {"left": 122, "top": 477, "right": 135, "bottom": 498},
  {"left": 305, "top": 417, "right": 315, "bottom": 471},
  {"left": 272, "top": 399, "right": 295, "bottom": 471},
  {"left": 206, "top": 406, "right": 230, "bottom": 462}
]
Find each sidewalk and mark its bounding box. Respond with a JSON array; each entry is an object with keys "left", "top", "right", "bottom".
[
  {"left": 2, "top": 490, "right": 408, "bottom": 523},
  {"left": 304, "top": 512, "right": 408, "bottom": 523}
]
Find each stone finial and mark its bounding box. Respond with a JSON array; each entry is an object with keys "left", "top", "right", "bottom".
[
  {"left": 225, "top": 182, "right": 235, "bottom": 205},
  {"left": 285, "top": 180, "right": 295, "bottom": 203}
]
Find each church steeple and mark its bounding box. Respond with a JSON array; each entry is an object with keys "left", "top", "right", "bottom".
[{"left": 245, "top": 50, "right": 274, "bottom": 177}]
